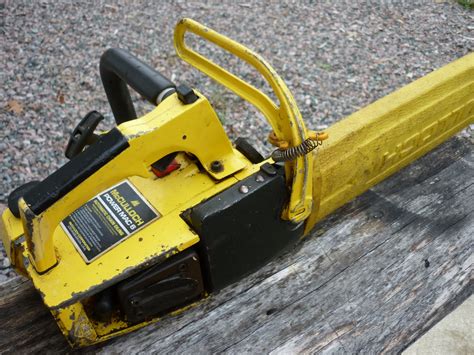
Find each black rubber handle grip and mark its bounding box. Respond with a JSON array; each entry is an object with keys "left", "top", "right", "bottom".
[{"left": 100, "top": 48, "right": 176, "bottom": 124}]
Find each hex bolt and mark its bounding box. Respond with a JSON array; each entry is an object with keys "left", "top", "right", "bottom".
[
  {"left": 210, "top": 160, "right": 223, "bottom": 172},
  {"left": 255, "top": 174, "right": 265, "bottom": 182}
]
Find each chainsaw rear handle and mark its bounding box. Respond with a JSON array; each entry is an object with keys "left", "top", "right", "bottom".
[{"left": 100, "top": 48, "right": 176, "bottom": 125}]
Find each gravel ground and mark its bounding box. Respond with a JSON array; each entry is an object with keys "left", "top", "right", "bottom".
[{"left": 0, "top": 1, "right": 473, "bottom": 280}]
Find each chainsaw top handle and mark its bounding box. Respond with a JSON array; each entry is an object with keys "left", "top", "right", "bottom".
[
  {"left": 100, "top": 48, "right": 176, "bottom": 125},
  {"left": 174, "top": 18, "right": 314, "bottom": 223}
]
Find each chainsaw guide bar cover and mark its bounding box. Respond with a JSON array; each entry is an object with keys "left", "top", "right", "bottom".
[{"left": 60, "top": 180, "right": 160, "bottom": 263}]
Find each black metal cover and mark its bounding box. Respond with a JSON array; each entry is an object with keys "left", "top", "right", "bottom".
[{"left": 183, "top": 164, "right": 304, "bottom": 291}]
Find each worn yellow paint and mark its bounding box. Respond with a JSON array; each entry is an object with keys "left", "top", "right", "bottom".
[
  {"left": 53, "top": 301, "right": 154, "bottom": 347},
  {"left": 305, "top": 52, "right": 474, "bottom": 233},
  {"left": 0, "top": 18, "right": 472, "bottom": 348},
  {"left": 20, "top": 104, "right": 255, "bottom": 309},
  {"left": 0, "top": 208, "right": 27, "bottom": 275},
  {"left": 0, "top": 85, "right": 261, "bottom": 345},
  {"left": 0, "top": 107, "right": 251, "bottom": 344},
  {"left": 53, "top": 303, "right": 98, "bottom": 347},
  {"left": 18, "top": 93, "right": 249, "bottom": 273},
  {"left": 175, "top": 18, "right": 314, "bottom": 223}
]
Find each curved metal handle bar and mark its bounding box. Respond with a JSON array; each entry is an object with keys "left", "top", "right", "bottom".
[{"left": 174, "top": 18, "right": 314, "bottom": 222}]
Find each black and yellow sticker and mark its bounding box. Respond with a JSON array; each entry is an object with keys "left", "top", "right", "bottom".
[{"left": 61, "top": 180, "right": 160, "bottom": 263}]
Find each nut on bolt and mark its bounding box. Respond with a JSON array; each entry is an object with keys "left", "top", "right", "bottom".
[{"left": 210, "top": 160, "right": 224, "bottom": 172}]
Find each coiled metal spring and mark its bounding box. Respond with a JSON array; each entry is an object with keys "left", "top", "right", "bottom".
[{"left": 271, "top": 138, "right": 323, "bottom": 162}]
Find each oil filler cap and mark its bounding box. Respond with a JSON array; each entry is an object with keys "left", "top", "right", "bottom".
[{"left": 176, "top": 85, "right": 198, "bottom": 104}]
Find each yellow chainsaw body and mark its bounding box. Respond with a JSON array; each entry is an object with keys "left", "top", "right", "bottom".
[
  {"left": 0, "top": 18, "right": 314, "bottom": 346},
  {"left": 1, "top": 93, "right": 264, "bottom": 345},
  {"left": 1, "top": 17, "right": 473, "bottom": 348}
]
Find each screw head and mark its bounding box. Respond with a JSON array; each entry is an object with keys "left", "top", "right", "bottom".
[
  {"left": 371, "top": 210, "right": 384, "bottom": 219},
  {"left": 239, "top": 185, "right": 249, "bottom": 194},
  {"left": 210, "top": 160, "right": 223, "bottom": 172},
  {"left": 130, "top": 298, "right": 139, "bottom": 306}
]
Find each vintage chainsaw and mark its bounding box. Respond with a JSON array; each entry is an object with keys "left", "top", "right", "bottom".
[{"left": 1, "top": 18, "right": 473, "bottom": 347}]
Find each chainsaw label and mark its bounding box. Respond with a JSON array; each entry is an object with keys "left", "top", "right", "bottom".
[{"left": 61, "top": 180, "right": 160, "bottom": 263}]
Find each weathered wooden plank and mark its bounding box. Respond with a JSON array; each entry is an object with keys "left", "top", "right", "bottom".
[
  {"left": 0, "top": 277, "right": 70, "bottom": 352},
  {"left": 228, "top": 162, "right": 472, "bottom": 353},
  {"left": 0, "top": 137, "right": 471, "bottom": 353}
]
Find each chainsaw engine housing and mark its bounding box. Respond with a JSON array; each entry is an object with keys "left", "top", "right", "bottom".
[{"left": 0, "top": 19, "right": 316, "bottom": 347}]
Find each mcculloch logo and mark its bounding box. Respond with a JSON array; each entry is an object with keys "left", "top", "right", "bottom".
[{"left": 102, "top": 189, "right": 146, "bottom": 230}]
